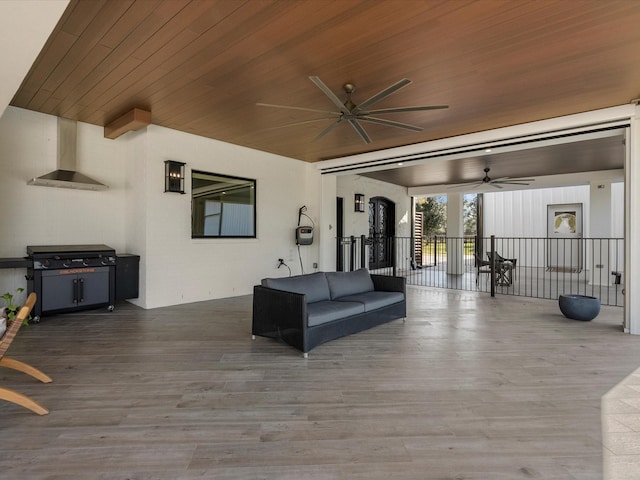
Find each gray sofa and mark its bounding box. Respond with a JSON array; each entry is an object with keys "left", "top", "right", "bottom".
[{"left": 252, "top": 268, "right": 406, "bottom": 357}]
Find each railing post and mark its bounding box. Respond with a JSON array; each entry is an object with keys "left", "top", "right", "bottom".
[
  {"left": 349, "top": 235, "right": 355, "bottom": 272},
  {"left": 434, "top": 235, "right": 438, "bottom": 266},
  {"left": 360, "top": 235, "right": 367, "bottom": 270},
  {"left": 490, "top": 235, "right": 496, "bottom": 297},
  {"left": 392, "top": 236, "right": 397, "bottom": 276}
]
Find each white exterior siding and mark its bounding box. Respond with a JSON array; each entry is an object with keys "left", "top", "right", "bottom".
[
  {"left": 483, "top": 183, "right": 624, "bottom": 270},
  {"left": 484, "top": 183, "right": 623, "bottom": 238}
]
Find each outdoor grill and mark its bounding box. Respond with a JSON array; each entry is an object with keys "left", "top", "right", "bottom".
[{"left": 26, "top": 244, "right": 116, "bottom": 322}]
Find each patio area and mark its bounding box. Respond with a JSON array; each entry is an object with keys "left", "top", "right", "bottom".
[{"left": 400, "top": 261, "right": 625, "bottom": 308}]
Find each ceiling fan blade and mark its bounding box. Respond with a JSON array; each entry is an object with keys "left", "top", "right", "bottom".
[
  {"left": 347, "top": 119, "right": 372, "bottom": 144},
  {"left": 448, "top": 180, "right": 483, "bottom": 189},
  {"left": 309, "top": 76, "right": 351, "bottom": 115},
  {"left": 265, "top": 116, "right": 340, "bottom": 130},
  {"left": 465, "top": 182, "right": 489, "bottom": 190},
  {"left": 256, "top": 102, "right": 340, "bottom": 116},
  {"left": 353, "top": 78, "right": 411, "bottom": 113},
  {"left": 492, "top": 177, "right": 535, "bottom": 184},
  {"left": 498, "top": 178, "right": 535, "bottom": 182},
  {"left": 314, "top": 118, "right": 344, "bottom": 142},
  {"left": 358, "top": 115, "right": 423, "bottom": 132},
  {"left": 493, "top": 181, "right": 532, "bottom": 186},
  {"left": 361, "top": 105, "right": 449, "bottom": 115},
  {"left": 490, "top": 183, "right": 504, "bottom": 189}
]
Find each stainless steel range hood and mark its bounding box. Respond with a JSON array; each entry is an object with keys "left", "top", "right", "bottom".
[{"left": 28, "top": 117, "right": 108, "bottom": 191}]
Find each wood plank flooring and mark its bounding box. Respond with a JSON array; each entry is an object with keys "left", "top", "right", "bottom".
[{"left": 0, "top": 287, "right": 638, "bottom": 479}]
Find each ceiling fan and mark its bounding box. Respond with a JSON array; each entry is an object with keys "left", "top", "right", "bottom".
[
  {"left": 257, "top": 76, "right": 448, "bottom": 144},
  {"left": 451, "top": 167, "right": 535, "bottom": 189}
]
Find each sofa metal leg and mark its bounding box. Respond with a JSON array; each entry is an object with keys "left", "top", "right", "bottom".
[
  {"left": 251, "top": 335, "right": 255, "bottom": 340},
  {"left": 303, "top": 352, "right": 309, "bottom": 359}
]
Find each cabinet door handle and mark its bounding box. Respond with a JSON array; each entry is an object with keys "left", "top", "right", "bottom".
[
  {"left": 78, "top": 278, "right": 84, "bottom": 303},
  {"left": 73, "top": 278, "right": 78, "bottom": 303}
]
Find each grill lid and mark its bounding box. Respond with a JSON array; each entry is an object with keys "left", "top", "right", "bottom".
[{"left": 27, "top": 244, "right": 115, "bottom": 259}]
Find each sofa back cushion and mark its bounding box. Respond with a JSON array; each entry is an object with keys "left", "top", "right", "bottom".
[
  {"left": 325, "top": 268, "right": 375, "bottom": 300},
  {"left": 261, "top": 272, "right": 330, "bottom": 303}
]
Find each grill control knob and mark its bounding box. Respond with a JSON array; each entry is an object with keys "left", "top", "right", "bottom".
[{"left": 83, "top": 258, "right": 89, "bottom": 266}]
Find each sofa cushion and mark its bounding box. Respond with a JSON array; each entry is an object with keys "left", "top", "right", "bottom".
[
  {"left": 307, "top": 300, "right": 365, "bottom": 327},
  {"left": 325, "top": 268, "right": 375, "bottom": 300},
  {"left": 262, "top": 272, "right": 330, "bottom": 303},
  {"left": 336, "top": 291, "right": 405, "bottom": 312}
]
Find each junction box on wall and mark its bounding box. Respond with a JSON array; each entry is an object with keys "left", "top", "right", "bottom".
[{"left": 295, "top": 205, "right": 313, "bottom": 245}]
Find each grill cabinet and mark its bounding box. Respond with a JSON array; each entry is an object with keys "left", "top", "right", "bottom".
[{"left": 27, "top": 245, "right": 116, "bottom": 322}]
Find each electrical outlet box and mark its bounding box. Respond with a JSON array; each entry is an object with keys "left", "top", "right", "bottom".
[{"left": 313, "top": 262, "right": 318, "bottom": 268}]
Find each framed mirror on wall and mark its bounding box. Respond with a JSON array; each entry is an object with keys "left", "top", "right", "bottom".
[{"left": 191, "top": 170, "right": 256, "bottom": 238}]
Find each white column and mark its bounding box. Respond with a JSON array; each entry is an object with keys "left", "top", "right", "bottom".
[
  {"left": 589, "top": 180, "right": 612, "bottom": 286},
  {"left": 625, "top": 112, "right": 640, "bottom": 334},
  {"left": 318, "top": 174, "right": 337, "bottom": 272},
  {"left": 446, "top": 193, "right": 464, "bottom": 275}
]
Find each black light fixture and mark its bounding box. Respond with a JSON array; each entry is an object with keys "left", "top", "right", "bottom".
[
  {"left": 354, "top": 193, "right": 365, "bottom": 212},
  {"left": 164, "top": 160, "right": 186, "bottom": 194}
]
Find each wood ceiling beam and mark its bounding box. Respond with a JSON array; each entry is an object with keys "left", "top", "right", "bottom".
[{"left": 104, "top": 108, "right": 151, "bottom": 139}]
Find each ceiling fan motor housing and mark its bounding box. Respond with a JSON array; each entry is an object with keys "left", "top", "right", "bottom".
[{"left": 259, "top": 76, "right": 448, "bottom": 144}]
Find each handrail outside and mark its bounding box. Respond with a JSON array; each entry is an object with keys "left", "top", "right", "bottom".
[{"left": 336, "top": 235, "right": 624, "bottom": 306}]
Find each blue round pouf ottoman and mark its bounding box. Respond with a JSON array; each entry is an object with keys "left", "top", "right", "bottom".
[{"left": 558, "top": 294, "right": 601, "bottom": 321}]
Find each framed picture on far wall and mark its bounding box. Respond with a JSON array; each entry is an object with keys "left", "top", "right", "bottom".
[{"left": 547, "top": 203, "right": 583, "bottom": 272}]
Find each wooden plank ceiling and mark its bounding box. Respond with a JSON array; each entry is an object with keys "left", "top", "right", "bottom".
[{"left": 10, "top": 0, "right": 640, "bottom": 183}]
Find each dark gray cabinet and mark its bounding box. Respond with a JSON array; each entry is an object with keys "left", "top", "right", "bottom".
[
  {"left": 41, "top": 267, "right": 110, "bottom": 312},
  {"left": 116, "top": 254, "right": 139, "bottom": 301}
]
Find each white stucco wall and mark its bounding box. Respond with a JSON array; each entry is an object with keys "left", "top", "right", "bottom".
[
  {"left": 138, "top": 125, "right": 321, "bottom": 308},
  {"left": 336, "top": 174, "right": 411, "bottom": 238},
  {"left": 335, "top": 174, "right": 411, "bottom": 270},
  {"left": 0, "top": 107, "right": 129, "bottom": 300},
  {"left": 0, "top": 107, "right": 321, "bottom": 309},
  {"left": 318, "top": 175, "right": 337, "bottom": 271}
]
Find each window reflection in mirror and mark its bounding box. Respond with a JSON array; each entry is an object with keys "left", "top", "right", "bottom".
[{"left": 191, "top": 170, "right": 256, "bottom": 238}]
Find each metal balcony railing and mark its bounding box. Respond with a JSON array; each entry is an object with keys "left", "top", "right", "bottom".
[{"left": 337, "top": 235, "right": 624, "bottom": 307}]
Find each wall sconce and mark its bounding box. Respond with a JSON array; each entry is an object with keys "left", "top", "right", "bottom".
[
  {"left": 164, "top": 160, "right": 186, "bottom": 194},
  {"left": 354, "top": 193, "right": 365, "bottom": 212}
]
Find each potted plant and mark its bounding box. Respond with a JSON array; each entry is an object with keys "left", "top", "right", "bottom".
[{"left": 1, "top": 287, "right": 29, "bottom": 326}]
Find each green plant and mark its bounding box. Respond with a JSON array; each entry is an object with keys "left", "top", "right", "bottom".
[{"left": 1, "top": 287, "right": 29, "bottom": 326}]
